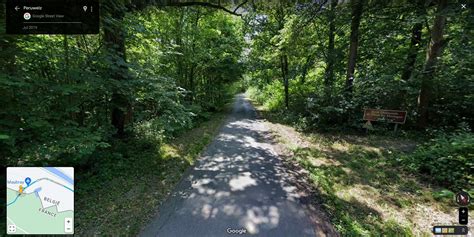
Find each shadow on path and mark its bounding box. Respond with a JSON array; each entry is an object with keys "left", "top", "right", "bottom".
[{"left": 140, "top": 94, "right": 331, "bottom": 237}]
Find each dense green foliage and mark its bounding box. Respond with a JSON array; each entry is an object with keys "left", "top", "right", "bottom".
[
  {"left": 0, "top": 1, "right": 472, "bottom": 235},
  {"left": 245, "top": 1, "right": 473, "bottom": 131},
  {"left": 1, "top": 4, "right": 243, "bottom": 234},
  {"left": 243, "top": 2, "right": 473, "bottom": 234},
  {"left": 244, "top": 1, "right": 473, "bottom": 198},
  {"left": 399, "top": 131, "right": 474, "bottom": 190},
  {"left": 0, "top": 6, "right": 243, "bottom": 167}
]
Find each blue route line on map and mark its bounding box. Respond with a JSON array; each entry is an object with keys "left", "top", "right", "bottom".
[
  {"left": 6, "top": 179, "right": 74, "bottom": 207},
  {"left": 43, "top": 167, "right": 74, "bottom": 185},
  {"left": 6, "top": 194, "right": 20, "bottom": 207}
]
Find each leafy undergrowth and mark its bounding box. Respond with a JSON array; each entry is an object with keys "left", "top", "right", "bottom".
[
  {"left": 398, "top": 132, "right": 474, "bottom": 191},
  {"left": 74, "top": 110, "right": 228, "bottom": 235},
  {"left": 278, "top": 131, "right": 466, "bottom": 236}
]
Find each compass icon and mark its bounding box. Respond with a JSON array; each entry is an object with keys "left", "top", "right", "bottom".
[{"left": 455, "top": 191, "right": 470, "bottom": 206}]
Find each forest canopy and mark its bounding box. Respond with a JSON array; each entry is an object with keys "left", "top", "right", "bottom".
[
  {"left": 0, "top": 1, "right": 245, "bottom": 166},
  {"left": 1, "top": 0, "right": 473, "bottom": 235},
  {"left": 0, "top": 0, "right": 471, "bottom": 182},
  {"left": 244, "top": 0, "right": 472, "bottom": 131}
]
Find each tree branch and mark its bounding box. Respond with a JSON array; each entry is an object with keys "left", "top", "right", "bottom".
[
  {"left": 167, "top": 1, "right": 246, "bottom": 16},
  {"left": 233, "top": 0, "right": 248, "bottom": 14},
  {"left": 128, "top": 0, "right": 248, "bottom": 16}
]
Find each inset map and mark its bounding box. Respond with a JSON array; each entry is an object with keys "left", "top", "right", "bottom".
[{"left": 7, "top": 167, "right": 74, "bottom": 234}]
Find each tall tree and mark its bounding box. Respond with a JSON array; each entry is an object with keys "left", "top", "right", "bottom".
[
  {"left": 280, "top": 53, "right": 289, "bottom": 108},
  {"left": 417, "top": 0, "right": 448, "bottom": 128},
  {"left": 345, "top": 0, "right": 364, "bottom": 95},
  {"left": 324, "top": 0, "right": 338, "bottom": 96},
  {"left": 0, "top": 2, "right": 17, "bottom": 74},
  {"left": 276, "top": 3, "right": 290, "bottom": 109},
  {"left": 103, "top": 0, "right": 130, "bottom": 137},
  {"left": 188, "top": 9, "right": 201, "bottom": 100},
  {"left": 398, "top": 0, "right": 425, "bottom": 109},
  {"left": 175, "top": 9, "right": 185, "bottom": 87},
  {"left": 401, "top": 0, "right": 425, "bottom": 82},
  {"left": 102, "top": 0, "right": 247, "bottom": 137}
]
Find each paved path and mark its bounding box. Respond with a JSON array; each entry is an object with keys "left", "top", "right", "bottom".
[{"left": 140, "top": 94, "right": 328, "bottom": 237}]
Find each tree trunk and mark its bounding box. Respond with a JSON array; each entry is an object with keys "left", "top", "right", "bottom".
[
  {"left": 324, "top": 0, "right": 338, "bottom": 94},
  {"left": 275, "top": 3, "right": 289, "bottom": 109},
  {"left": 417, "top": 0, "right": 448, "bottom": 128},
  {"left": 0, "top": 1, "right": 16, "bottom": 167},
  {"left": 398, "top": 0, "right": 425, "bottom": 109},
  {"left": 103, "top": 1, "right": 130, "bottom": 137},
  {"left": 188, "top": 65, "right": 195, "bottom": 101},
  {"left": 0, "top": 2, "right": 16, "bottom": 75},
  {"left": 175, "top": 9, "right": 185, "bottom": 87},
  {"left": 190, "top": 10, "right": 200, "bottom": 102},
  {"left": 345, "top": 0, "right": 364, "bottom": 95},
  {"left": 401, "top": 20, "right": 423, "bottom": 81},
  {"left": 280, "top": 54, "right": 289, "bottom": 109}
]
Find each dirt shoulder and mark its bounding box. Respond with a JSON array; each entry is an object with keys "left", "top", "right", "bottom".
[{"left": 252, "top": 102, "right": 465, "bottom": 236}]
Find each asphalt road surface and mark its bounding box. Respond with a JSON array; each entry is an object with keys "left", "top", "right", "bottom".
[{"left": 140, "top": 94, "right": 332, "bottom": 237}]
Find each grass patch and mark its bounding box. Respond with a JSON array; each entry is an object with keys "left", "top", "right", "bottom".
[
  {"left": 74, "top": 109, "right": 229, "bottom": 235},
  {"left": 287, "top": 134, "right": 458, "bottom": 236}
]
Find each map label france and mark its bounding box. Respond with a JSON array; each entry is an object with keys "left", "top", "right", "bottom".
[{"left": 7, "top": 167, "right": 74, "bottom": 235}]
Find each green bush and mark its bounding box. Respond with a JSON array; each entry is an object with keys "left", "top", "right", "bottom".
[
  {"left": 398, "top": 132, "right": 474, "bottom": 190},
  {"left": 246, "top": 86, "right": 263, "bottom": 103},
  {"left": 247, "top": 82, "right": 285, "bottom": 111}
]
